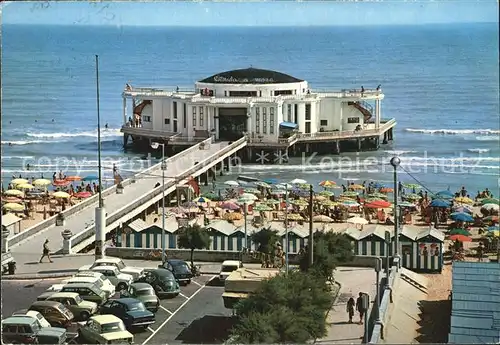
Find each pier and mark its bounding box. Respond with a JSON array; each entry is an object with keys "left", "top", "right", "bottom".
[{"left": 5, "top": 137, "right": 247, "bottom": 256}]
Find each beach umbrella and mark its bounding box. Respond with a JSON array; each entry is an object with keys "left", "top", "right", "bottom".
[
  {"left": 53, "top": 180, "right": 71, "bottom": 187},
  {"left": 182, "top": 201, "right": 199, "bottom": 208},
  {"left": 341, "top": 191, "right": 359, "bottom": 198},
  {"left": 292, "top": 199, "right": 309, "bottom": 207},
  {"left": 319, "top": 180, "right": 336, "bottom": 187},
  {"left": 11, "top": 178, "right": 28, "bottom": 185},
  {"left": 314, "top": 195, "right": 327, "bottom": 202},
  {"left": 404, "top": 193, "right": 421, "bottom": 201},
  {"left": 448, "top": 234, "right": 472, "bottom": 242},
  {"left": 379, "top": 187, "right": 394, "bottom": 193},
  {"left": 480, "top": 198, "right": 500, "bottom": 205},
  {"left": 319, "top": 190, "right": 334, "bottom": 197},
  {"left": 243, "top": 188, "right": 260, "bottom": 194},
  {"left": 399, "top": 201, "right": 416, "bottom": 208},
  {"left": 53, "top": 191, "right": 71, "bottom": 199},
  {"left": 453, "top": 206, "right": 472, "bottom": 214},
  {"left": 436, "top": 190, "right": 454, "bottom": 197},
  {"left": 486, "top": 230, "right": 500, "bottom": 237},
  {"left": 365, "top": 200, "right": 392, "bottom": 209},
  {"left": 275, "top": 183, "right": 294, "bottom": 190},
  {"left": 200, "top": 192, "right": 218, "bottom": 200},
  {"left": 74, "top": 191, "right": 92, "bottom": 198},
  {"left": 264, "top": 198, "right": 280, "bottom": 205},
  {"left": 488, "top": 226, "right": 500, "bottom": 231},
  {"left": 450, "top": 213, "right": 474, "bottom": 222},
  {"left": 2, "top": 197, "right": 23, "bottom": 203},
  {"left": 430, "top": 199, "right": 450, "bottom": 208},
  {"left": 483, "top": 215, "right": 499, "bottom": 222},
  {"left": 347, "top": 216, "right": 369, "bottom": 225},
  {"left": 297, "top": 183, "right": 312, "bottom": 190},
  {"left": 290, "top": 178, "right": 307, "bottom": 185},
  {"left": 240, "top": 193, "right": 258, "bottom": 201},
  {"left": 287, "top": 213, "right": 304, "bottom": 221},
  {"left": 196, "top": 197, "right": 211, "bottom": 204},
  {"left": 349, "top": 184, "right": 365, "bottom": 190},
  {"left": 455, "top": 197, "right": 474, "bottom": 204},
  {"left": 4, "top": 189, "right": 24, "bottom": 197},
  {"left": 320, "top": 200, "right": 338, "bottom": 208},
  {"left": 482, "top": 203, "right": 499, "bottom": 211},
  {"left": 65, "top": 176, "right": 82, "bottom": 182},
  {"left": 448, "top": 228, "right": 471, "bottom": 236},
  {"left": 220, "top": 201, "right": 240, "bottom": 210},
  {"left": 3, "top": 202, "right": 24, "bottom": 212},
  {"left": 223, "top": 212, "right": 243, "bottom": 221},
  {"left": 254, "top": 182, "right": 271, "bottom": 189},
  {"left": 342, "top": 200, "right": 359, "bottom": 207},
  {"left": 33, "top": 179, "right": 51, "bottom": 187},
  {"left": 312, "top": 215, "right": 334, "bottom": 223},
  {"left": 224, "top": 180, "right": 240, "bottom": 187},
  {"left": 262, "top": 178, "right": 279, "bottom": 185},
  {"left": 82, "top": 175, "right": 99, "bottom": 181},
  {"left": 17, "top": 183, "right": 34, "bottom": 190},
  {"left": 253, "top": 204, "right": 273, "bottom": 212},
  {"left": 404, "top": 183, "right": 421, "bottom": 189},
  {"left": 369, "top": 192, "right": 388, "bottom": 199}
]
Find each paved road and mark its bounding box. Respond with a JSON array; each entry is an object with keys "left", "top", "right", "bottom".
[
  {"left": 9, "top": 141, "right": 230, "bottom": 257},
  {"left": 2, "top": 275, "right": 233, "bottom": 345}
]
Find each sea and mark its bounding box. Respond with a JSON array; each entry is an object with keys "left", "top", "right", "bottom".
[{"left": 2, "top": 24, "right": 499, "bottom": 196}]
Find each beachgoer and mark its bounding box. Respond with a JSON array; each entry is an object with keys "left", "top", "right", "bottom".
[
  {"left": 39, "top": 239, "right": 53, "bottom": 263},
  {"left": 460, "top": 186, "right": 467, "bottom": 197},
  {"left": 376, "top": 84, "right": 381, "bottom": 91},
  {"left": 347, "top": 297, "right": 355, "bottom": 323},
  {"left": 176, "top": 86, "right": 179, "bottom": 92},
  {"left": 105, "top": 123, "right": 109, "bottom": 129},
  {"left": 355, "top": 292, "right": 366, "bottom": 324}
]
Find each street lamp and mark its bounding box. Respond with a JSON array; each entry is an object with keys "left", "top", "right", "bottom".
[
  {"left": 390, "top": 156, "right": 401, "bottom": 263},
  {"left": 284, "top": 185, "right": 289, "bottom": 274},
  {"left": 151, "top": 142, "right": 167, "bottom": 264}
]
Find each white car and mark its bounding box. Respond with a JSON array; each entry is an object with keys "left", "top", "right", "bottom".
[
  {"left": 79, "top": 257, "right": 144, "bottom": 280},
  {"left": 89, "top": 266, "right": 134, "bottom": 291},
  {"left": 74, "top": 271, "right": 116, "bottom": 296},
  {"left": 47, "top": 276, "right": 115, "bottom": 298},
  {"left": 219, "top": 260, "right": 243, "bottom": 282},
  {"left": 11, "top": 310, "right": 51, "bottom": 328}
]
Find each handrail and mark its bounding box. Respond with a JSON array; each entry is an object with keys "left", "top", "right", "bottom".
[
  {"left": 69, "top": 137, "right": 247, "bottom": 249},
  {"left": 359, "top": 100, "right": 374, "bottom": 113},
  {"left": 297, "top": 120, "right": 396, "bottom": 140}
]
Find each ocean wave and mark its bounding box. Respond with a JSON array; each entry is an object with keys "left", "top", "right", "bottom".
[
  {"left": 476, "top": 136, "right": 499, "bottom": 141},
  {"left": 2, "top": 155, "right": 35, "bottom": 159},
  {"left": 405, "top": 128, "right": 500, "bottom": 135},
  {"left": 467, "top": 148, "right": 491, "bottom": 153},
  {"left": 399, "top": 156, "right": 500, "bottom": 162},
  {"left": 26, "top": 128, "right": 122, "bottom": 139},
  {"left": 384, "top": 150, "right": 418, "bottom": 155},
  {"left": 1, "top": 140, "right": 48, "bottom": 146}
]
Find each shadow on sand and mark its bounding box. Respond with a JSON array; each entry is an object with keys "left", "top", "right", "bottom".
[
  {"left": 416, "top": 299, "right": 451, "bottom": 343},
  {"left": 175, "top": 315, "right": 237, "bottom": 344}
]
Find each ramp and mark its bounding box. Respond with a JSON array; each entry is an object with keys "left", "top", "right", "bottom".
[{"left": 400, "top": 267, "right": 428, "bottom": 293}]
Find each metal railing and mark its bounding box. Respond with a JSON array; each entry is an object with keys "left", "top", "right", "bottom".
[{"left": 297, "top": 120, "right": 396, "bottom": 141}]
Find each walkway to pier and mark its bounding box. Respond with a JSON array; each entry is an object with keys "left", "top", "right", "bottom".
[{"left": 8, "top": 139, "right": 246, "bottom": 258}]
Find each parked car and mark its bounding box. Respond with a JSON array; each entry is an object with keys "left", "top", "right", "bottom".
[
  {"left": 158, "top": 259, "right": 193, "bottom": 285},
  {"left": 11, "top": 310, "right": 52, "bottom": 328},
  {"left": 1, "top": 316, "right": 66, "bottom": 344},
  {"left": 99, "top": 298, "right": 155, "bottom": 330},
  {"left": 219, "top": 260, "right": 243, "bottom": 282},
  {"left": 48, "top": 276, "right": 115, "bottom": 298},
  {"left": 120, "top": 283, "right": 160, "bottom": 313},
  {"left": 79, "top": 257, "right": 144, "bottom": 280},
  {"left": 35, "top": 327, "right": 78, "bottom": 345},
  {"left": 75, "top": 271, "right": 116, "bottom": 296},
  {"left": 89, "top": 266, "right": 134, "bottom": 291},
  {"left": 28, "top": 301, "right": 74, "bottom": 328},
  {"left": 60, "top": 282, "right": 108, "bottom": 305},
  {"left": 78, "top": 315, "right": 134, "bottom": 344},
  {"left": 135, "top": 268, "right": 181, "bottom": 298},
  {"left": 45, "top": 292, "right": 98, "bottom": 321}
]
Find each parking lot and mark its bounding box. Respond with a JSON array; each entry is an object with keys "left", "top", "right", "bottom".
[{"left": 2, "top": 275, "right": 235, "bottom": 344}]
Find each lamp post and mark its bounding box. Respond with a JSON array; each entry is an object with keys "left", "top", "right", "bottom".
[
  {"left": 308, "top": 184, "right": 314, "bottom": 266},
  {"left": 94, "top": 55, "right": 106, "bottom": 260},
  {"left": 151, "top": 142, "right": 166, "bottom": 264},
  {"left": 285, "top": 184, "right": 289, "bottom": 274},
  {"left": 390, "top": 156, "right": 401, "bottom": 263},
  {"left": 243, "top": 202, "right": 248, "bottom": 250},
  {"left": 374, "top": 257, "right": 382, "bottom": 322}
]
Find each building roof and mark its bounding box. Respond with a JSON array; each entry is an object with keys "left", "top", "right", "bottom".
[
  {"left": 358, "top": 225, "right": 393, "bottom": 241},
  {"left": 2, "top": 213, "right": 21, "bottom": 227},
  {"left": 198, "top": 68, "right": 303, "bottom": 85},
  {"left": 400, "top": 225, "right": 444, "bottom": 243},
  {"left": 127, "top": 219, "right": 149, "bottom": 232},
  {"left": 207, "top": 220, "right": 237, "bottom": 236},
  {"left": 448, "top": 261, "right": 500, "bottom": 344}
]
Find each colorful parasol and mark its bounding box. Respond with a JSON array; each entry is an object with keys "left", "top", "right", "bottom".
[
  {"left": 196, "top": 197, "right": 211, "bottom": 204},
  {"left": 448, "top": 228, "right": 471, "bottom": 236},
  {"left": 448, "top": 234, "right": 472, "bottom": 242},
  {"left": 4, "top": 189, "right": 24, "bottom": 197},
  {"left": 290, "top": 178, "right": 307, "bottom": 185},
  {"left": 65, "top": 176, "right": 82, "bottom": 182},
  {"left": 253, "top": 204, "right": 273, "bottom": 212},
  {"left": 11, "top": 178, "right": 28, "bottom": 186},
  {"left": 3, "top": 202, "right": 24, "bottom": 211},
  {"left": 347, "top": 216, "right": 368, "bottom": 225},
  {"left": 17, "top": 183, "right": 34, "bottom": 190},
  {"left": 53, "top": 191, "right": 71, "bottom": 198},
  {"left": 454, "top": 196, "right": 474, "bottom": 204},
  {"left": 319, "top": 190, "right": 335, "bottom": 197},
  {"left": 286, "top": 213, "right": 304, "bottom": 221},
  {"left": 350, "top": 184, "right": 365, "bottom": 190},
  {"left": 292, "top": 199, "right": 309, "bottom": 207},
  {"left": 379, "top": 187, "right": 394, "bottom": 193},
  {"left": 483, "top": 215, "right": 499, "bottom": 222},
  {"left": 312, "top": 215, "right": 334, "bottom": 223},
  {"left": 33, "top": 179, "right": 51, "bottom": 187},
  {"left": 319, "top": 180, "right": 336, "bottom": 187},
  {"left": 53, "top": 180, "right": 71, "bottom": 187},
  {"left": 74, "top": 191, "right": 92, "bottom": 198},
  {"left": 480, "top": 198, "right": 500, "bottom": 206},
  {"left": 364, "top": 200, "right": 392, "bottom": 209}
]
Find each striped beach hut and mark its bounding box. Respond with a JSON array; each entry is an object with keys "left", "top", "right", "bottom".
[
  {"left": 206, "top": 220, "right": 243, "bottom": 251},
  {"left": 350, "top": 225, "right": 395, "bottom": 257},
  {"left": 400, "top": 226, "right": 444, "bottom": 272}
]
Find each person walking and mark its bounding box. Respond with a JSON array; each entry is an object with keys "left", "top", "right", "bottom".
[
  {"left": 346, "top": 297, "right": 355, "bottom": 323},
  {"left": 355, "top": 292, "right": 366, "bottom": 325},
  {"left": 39, "top": 239, "right": 53, "bottom": 263}
]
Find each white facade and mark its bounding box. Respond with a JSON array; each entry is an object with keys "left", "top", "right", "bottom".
[{"left": 122, "top": 68, "right": 384, "bottom": 142}]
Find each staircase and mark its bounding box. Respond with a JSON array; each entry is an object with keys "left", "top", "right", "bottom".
[
  {"left": 348, "top": 101, "right": 374, "bottom": 123},
  {"left": 133, "top": 100, "right": 152, "bottom": 116}
]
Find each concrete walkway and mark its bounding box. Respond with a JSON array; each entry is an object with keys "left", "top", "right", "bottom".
[
  {"left": 315, "top": 267, "right": 378, "bottom": 344},
  {"left": 8, "top": 142, "right": 230, "bottom": 259}
]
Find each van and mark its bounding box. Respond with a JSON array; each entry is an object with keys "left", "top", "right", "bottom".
[
  {"left": 29, "top": 301, "right": 74, "bottom": 328},
  {"left": 50, "top": 276, "right": 113, "bottom": 298},
  {"left": 219, "top": 260, "right": 243, "bottom": 282},
  {"left": 1, "top": 316, "right": 66, "bottom": 344},
  {"left": 60, "top": 282, "right": 107, "bottom": 305}
]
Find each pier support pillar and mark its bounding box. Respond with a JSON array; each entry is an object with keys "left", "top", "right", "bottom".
[
  {"left": 383, "top": 132, "right": 388, "bottom": 144},
  {"left": 389, "top": 128, "right": 394, "bottom": 141},
  {"left": 375, "top": 136, "right": 380, "bottom": 149},
  {"left": 204, "top": 171, "right": 209, "bottom": 186},
  {"left": 306, "top": 143, "right": 310, "bottom": 153},
  {"left": 335, "top": 141, "right": 340, "bottom": 154},
  {"left": 123, "top": 134, "right": 129, "bottom": 148},
  {"left": 357, "top": 139, "right": 361, "bottom": 152},
  {"left": 220, "top": 161, "right": 224, "bottom": 176}
]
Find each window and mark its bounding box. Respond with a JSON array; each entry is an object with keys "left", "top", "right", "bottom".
[
  {"left": 229, "top": 91, "right": 257, "bottom": 97},
  {"left": 348, "top": 117, "right": 360, "bottom": 124},
  {"left": 270, "top": 107, "right": 275, "bottom": 134},
  {"left": 275, "top": 90, "right": 293, "bottom": 96},
  {"left": 305, "top": 104, "right": 311, "bottom": 121},
  {"left": 142, "top": 116, "right": 151, "bottom": 122},
  {"left": 164, "top": 118, "right": 170, "bottom": 125},
  {"left": 262, "top": 107, "right": 267, "bottom": 134},
  {"left": 305, "top": 122, "right": 311, "bottom": 134},
  {"left": 183, "top": 104, "right": 187, "bottom": 128},
  {"left": 173, "top": 101, "right": 177, "bottom": 119},
  {"left": 199, "top": 107, "right": 204, "bottom": 127},
  {"left": 192, "top": 107, "right": 196, "bottom": 126},
  {"left": 320, "top": 120, "right": 328, "bottom": 126},
  {"left": 255, "top": 107, "right": 260, "bottom": 134},
  {"left": 287, "top": 104, "right": 292, "bottom": 122}
]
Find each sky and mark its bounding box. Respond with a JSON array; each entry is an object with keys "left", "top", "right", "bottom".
[{"left": 2, "top": 1, "right": 498, "bottom": 27}]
